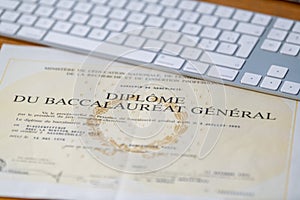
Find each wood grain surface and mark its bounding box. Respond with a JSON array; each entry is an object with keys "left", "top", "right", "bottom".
[{"left": 0, "top": 0, "right": 299, "bottom": 199}]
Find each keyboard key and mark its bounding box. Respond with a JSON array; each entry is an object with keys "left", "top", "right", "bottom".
[
  {"left": 52, "top": 21, "right": 73, "bottom": 32},
  {"left": 143, "top": 0, "right": 158, "bottom": 3},
  {"left": 280, "top": 81, "right": 300, "bottom": 95},
  {"left": 108, "top": 0, "right": 127, "bottom": 8},
  {"left": 56, "top": 0, "right": 75, "bottom": 9},
  {"left": 199, "top": 38, "right": 219, "bottom": 51},
  {"left": 207, "top": 66, "right": 238, "bottom": 81},
  {"left": 286, "top": 33, "right": 300, "bottom": 45},
  {"left": 267, "top": 65, "right": 288, "bottom": 78},
  {"left": 127, "top": 12, "right": 147, "bottom": 24},
  {"left": 219, "top": 31, "right": 240, "bottom": 43},
  {"left": 161, "top": 0, "right": 178, "bottom": 7},
  {"left": 233, "top": 10, "right": 253, "bottom": 22},
  {"left": 163, "top": 20, "right": 184, "bottom": 31},
  {"left": 143, "top": 39, "right": 164, "bottom": 52},
  {"left": 178, "top": 35, "right": 199, "bottom": 47},
  {"left": 0, "top": 22, "right": 20, "bottom": 35},
  {"left": 123, "top": 24, "right": 143, "bottom": 35},
  {"left": 106, "top": 32, "right": 127, "bottom": 44},
  {"left": 196, "top": 2, "right": 216, "bottom": 14},
  {"left": 180, "top": 11, "right": 199, "bottom": 23},
  {"left": 17, "top": 26, "right": 46, "bottom": 40},
  {"left": 162, "top": 8, "right": 181, "bottom": 19},
  {"left": 124, "top": 36, "right": 146, "bottom": 48},
  {"left": 111, "top": 47, "right": 156, "bottom": 63},
  {"left": 154, "top": 54, "right": 185, "bottom": 70},
  {"left": 267, "top": 29, "right": 288, "bottom": 41},
  {"left": 44, "top": 31, "right": 155, "bottom": 63},
  {"left": 74, "top": 2, "right": 92, "bottom": 13},
  {"left": 216, "top": 42, "right": 238, "bottom": 55},
  {"left": 183, "top": 61, "right": 209, "bottom": 75},
  {"left": 109, "top": 9, "right": 129, "bottom": 20},
  {"left": 180, "top": 47, "right": 202, "bottom": 60},
  {"left": 39, "top": 0, "right": 57, "bottom": 6},
  {"left": 0, "top": 0, "right": 20, "bottom": 10},
  {"left": 70, "top": 25, "right": 90, "bottom": 37},
  {"left": 235, "top": 22, "right": 265, "bottom": 36},
  {"left": 18, "top": 0, "right": 38, "bottom": 3},
  {"left": 70, "top": 13, "right": 89, "bottom": 24},
  {"left": 144, "top": 16, "right": 165, "bottom": 27},
  {"left": 1, "top": 11, "right": 20, "bottom": 22},
  {"left": 163, "top": 43, "right": 183, "bottom": 56},
  {"left": 34, "top": 6, "right": 54, "bottom": 17},
  {"left": 88, "top": 16, "right": 107, "bottom": 28},
  {"left": 260, "top": 77, "right": 281, "bottom": 90},
  {"left": 251, "top": 13, "right": 272, "bottom": 26},
  {"left": 274, "top": 18, "right": 294, "bottom": 30},
  {"left": 200, "top": 52, "right": 245, "bottom": 69},
  {"left": 241, "top": 72, "right": 262, "bottom": 86},
  {"left": 280, "top": 43, "right": 300, "bottom": 56},
  {"left": 200, "top": 27, "right": 221, "bottom": 39},
  {"left": 144, "top": 4, "right": 163, "bottom": 15},
  {"left": 17, "top": 14, "right": 37, "bottom": 26},
  {"left": 105, "top": 20, "right": 126, "bottom": 32},
  {"left": 261, "top": 39, "right": 281, "bottom": 52},
  {"left": 160, "top": 31, "right": 181, "bottom": 43},
  {"left": 178, "top": 1, "right": 197, "bottom": 10},
  {"left": 92, "top": 5, "right": 111, "bottom": 17},
  {"left": 35, "top": 18, "right": 55, "bottom": 29},
  {"left": 126, "top": 1, "right": 145, "bottom": 11},
  {"left": 214, "top": 6, "right": 234, "bottom": 18},
  {"left": 20, "top": 0, "right": 36, "bottom": 3},
  {"left": 236, "top": 35, "right": 258, "bottom": 58},
  {"left": 293, "top": 22, "right": 300, "bottom": 33},
  {"left": 216, "top": 19, "right": 237, "bottom": 30},
  {"left": 18, "top": 3, "right": 37, "bottom": 13},
  {"left": 88, "top": 28, "right": 109, "bottom": 41},
  {"left": 181, "top": 23, "right": 202, "bottom": 35},
  {"left": 145, "top": 0, "right": 160, "bottom": 3},
  {"left": 198, "top": 15, "right": 218, "bottom": 26},
  {"left": 141, "top": 27, "right": 162, "bottom": 39},
  {"left": 52, "top": 9, "right": 72, "bottom": 20}
]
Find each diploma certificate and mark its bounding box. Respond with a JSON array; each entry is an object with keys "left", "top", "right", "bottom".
[{"left": 0, "top": 45, "right": 299, "bottom": 200}]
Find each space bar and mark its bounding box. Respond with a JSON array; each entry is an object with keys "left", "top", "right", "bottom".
[{"left": 43, "top": 31, "right": 156, "bottom": 63}]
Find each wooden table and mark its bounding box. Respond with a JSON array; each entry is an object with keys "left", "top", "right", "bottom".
[{"left": 0, "top": 0, "right": 299, "bottom": 199}]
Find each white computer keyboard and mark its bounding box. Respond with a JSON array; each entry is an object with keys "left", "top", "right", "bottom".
[{"left": 0, "top": 0, "right": 300, "bottom": 100}]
